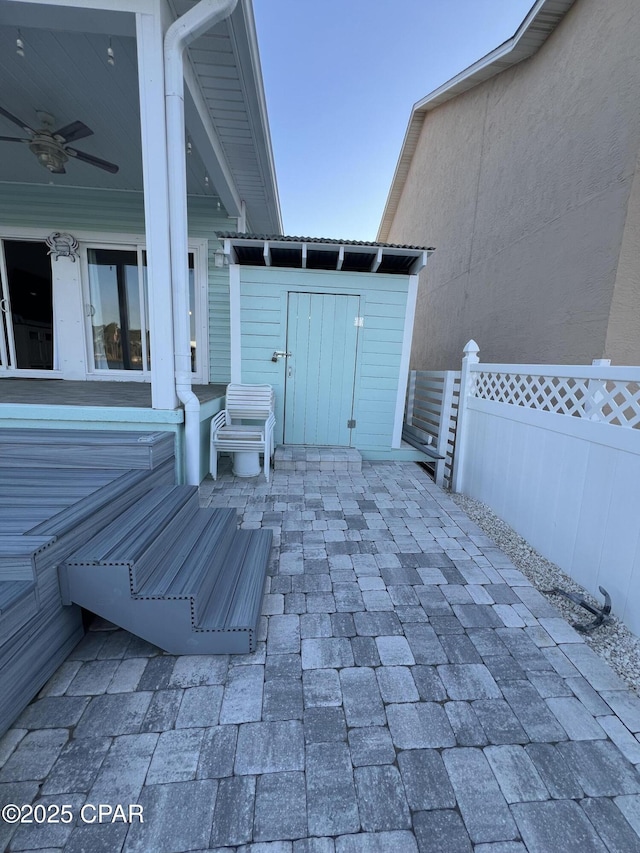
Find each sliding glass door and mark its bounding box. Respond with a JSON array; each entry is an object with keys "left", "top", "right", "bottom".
[
  {"left": 0, "top": 239, "right": 54, "bottom": 372},
  {"left": 84, "top": 246, "right": 203, "bottom": 380},
  {"left": 0, "top": 235, "right": 207, "bottom": 383},
  {"left": 87, "top": 248, "right": 147, "bottom": 372}
]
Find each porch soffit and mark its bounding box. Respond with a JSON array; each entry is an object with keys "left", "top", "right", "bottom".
[
  {"left": 173, "top": 0, "right": 282, "bottom": 234},
  {"left": 219, "top": 233, "right": 433, "bottom": 276},
  {"left": 0, "top": 0, "right": 281, "bottom": 233},
  {"left": 377, "top": 0, "right": 577, "bottom": 242}
]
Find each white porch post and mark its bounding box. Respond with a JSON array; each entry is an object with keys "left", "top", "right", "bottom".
[
  {"left": 452, "top": 339, "right": 479, "bottom": 494},
  {"left": 136, "top": 10, "right": 178, "bottom": 410},
  {"left": 164, "top": 0, "right": 238, "bottom": 486}
]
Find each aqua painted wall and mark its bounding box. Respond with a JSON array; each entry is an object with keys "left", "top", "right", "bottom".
[
  {"left": 0, "top": 184, "right": 234, "bottom": 384},
  {"left": 237, "top": 266, "right": 410, "bottom": 457}
]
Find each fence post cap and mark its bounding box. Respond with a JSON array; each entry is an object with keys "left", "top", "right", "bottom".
[{"left": 463, "top": 340, "right": 480, "bottom": 356}]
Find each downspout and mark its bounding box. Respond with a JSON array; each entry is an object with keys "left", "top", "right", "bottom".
[{"left": 164, "top": 0, "right": 238, "bottom": 485}]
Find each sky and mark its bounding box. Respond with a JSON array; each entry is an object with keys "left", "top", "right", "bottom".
[{"left": 253, "top": 0, "right": 535, "bottom": 241}]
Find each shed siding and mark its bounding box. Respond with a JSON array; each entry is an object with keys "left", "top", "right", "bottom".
[
  {"left": 237, "top": 266, "right": 409, "bottom": 456},
  {"left": 0, "top": 185, "right": 235, "bottom": 383}
]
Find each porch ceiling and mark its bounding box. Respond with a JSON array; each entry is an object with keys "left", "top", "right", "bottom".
[{"left": 0, "top": 1, "right": 281, "bottom": 232}]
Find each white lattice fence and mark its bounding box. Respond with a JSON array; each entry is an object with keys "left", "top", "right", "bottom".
[
  {"left": 453, "top": 342, "right": 640, "bottom": 634},
  {"left": 474, "top": 370, "right": 640, "bottom": 428}
]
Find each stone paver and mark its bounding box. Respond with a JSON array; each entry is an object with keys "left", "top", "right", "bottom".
[
  {"left": 511, "top": 800, "right": 608, "bottom": 853},
  {"left": 146, "top": 728, "right": 204, "bottom": 783},
  {"left": 444, "top": 747, "right": 518, "bottom": 843},
  {"left": 211, "top": 774, "right": 256, "bottom": 847},
  {"left": 354, "top": 765, "right": 411, "bottom": 831},
  {"left": 397, "top": 749, "right": 456, "bottom": 810},
  {"left": 306, "top": 742, "right": 359, "bottom": 836},
  {"left": 2, "top": 460, "right": 640, "bottom": 852},
  {"left": 234, "top": 720, "right": 304, "bottom": 775}
]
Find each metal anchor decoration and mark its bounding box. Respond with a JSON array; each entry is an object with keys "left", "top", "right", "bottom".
[{"left": 546, "top": 585, "right": 612, "bottom": 633}]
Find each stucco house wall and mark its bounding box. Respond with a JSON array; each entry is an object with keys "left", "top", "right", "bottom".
[{"left": 384, "top": 0, "right": 640, "bottom": 369}]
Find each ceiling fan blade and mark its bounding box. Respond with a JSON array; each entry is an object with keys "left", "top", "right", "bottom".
[
  {"left": 67, "top": 147, "right": 119, "bottom": 174},
  {"left": 0, "top": 136, "right": 28, "bottom": 142},
  {"left": 0, "top": 105, "right": 33, "bottom": 134},
  {"left": 54, "top": 120, "right": 93, "bottom": 143}
]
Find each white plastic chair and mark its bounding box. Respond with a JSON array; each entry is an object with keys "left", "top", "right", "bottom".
[{"left": 209, "top": 383, "right": 276, "bottom": 481}]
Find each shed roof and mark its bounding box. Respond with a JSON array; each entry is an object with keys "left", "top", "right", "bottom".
[
  {"left": 218, "top": 233, "right": 433, "bottom": 275},
  {"left": 378, "top": 0, "right": 577, "bottom": 241}
]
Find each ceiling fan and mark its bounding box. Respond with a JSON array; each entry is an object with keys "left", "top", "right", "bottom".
[{"left": 0, "top": 106, "right": 119, "bottom": 175}]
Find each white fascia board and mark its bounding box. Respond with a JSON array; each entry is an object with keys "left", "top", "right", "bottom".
[
  {"left": 228, "top": 0, "right": 282, "bottom": 233},
  {"left": 409, "top": 250, "right": 429, "bottom": 275},
  {"left": 223, "top": 238, "right": 239, "bottom": 264},
  {"left": 378, "top": 0, "right": 576, "bottom": 241}
]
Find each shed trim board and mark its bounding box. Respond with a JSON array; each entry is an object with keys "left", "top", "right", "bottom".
[
  {"left": 229, "top": 264, "right": 419, "bottom": 457},
  {"left": 392, "top": 273, "right": 419, "bottom": 448}
]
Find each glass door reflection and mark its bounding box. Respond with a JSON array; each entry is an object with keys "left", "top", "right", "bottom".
[{"left": 87, "top": 249, "right": 146, "bottom": 372}]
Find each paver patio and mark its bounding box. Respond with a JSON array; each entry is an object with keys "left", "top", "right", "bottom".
[{"left": 2, "top": 460, "right": 640, "bottom": 852}]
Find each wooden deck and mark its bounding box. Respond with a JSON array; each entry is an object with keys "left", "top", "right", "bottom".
[
  {"left": 0, "top": 428, "right": 271, "bottom": 734},
  {"left": 0, "top": 430, "right": 176, "bottom": 735},
  {"left": 0, "top": 379, "right": 226, "bottom": 407}
]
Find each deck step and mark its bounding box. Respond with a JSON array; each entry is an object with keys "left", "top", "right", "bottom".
[
  {"left": 274, "top": 445, "right": 362, "bottom": 473},
  {"left": 62, "top": 487, "right": 271, "bottom": 654},
  {"left": 0, "top": 431, "right": 178, "bottom": 739},
  {"left": 66, "top": 485, "right": 199, "bottom": 565},
  {"left": 0, "top": 429, "right": 174, "bottom": 470},
  {"left": 0, "top": 579, "right": 39, "bottom": 648},
  {"left": 135, "top": 508, "right": 237, "bottom": 598},
  {"left": 0, "top": 535, "right": 57, "bottom": 581},
  {"left": 199, "top": 528, "right": 273, "bottom": 629},
  {"left": 0, "top": 579, "right": 37, "bottom": 615}
]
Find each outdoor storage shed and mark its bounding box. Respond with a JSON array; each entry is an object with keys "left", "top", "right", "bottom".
[{"left": 220, "top": 234, "right": 432, "bottom": 459}]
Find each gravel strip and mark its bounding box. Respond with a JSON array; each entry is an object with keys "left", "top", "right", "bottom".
[{"left": 451, "top": 492, "right": 640, "bottom": 694}]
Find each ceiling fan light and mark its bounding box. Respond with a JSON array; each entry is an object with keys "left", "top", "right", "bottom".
[
  {"left": 30, "top": 141, "right": 67, "bottom": 172},
  {"left": 16, "top": 32, "right": 25, "bottom": 57}
]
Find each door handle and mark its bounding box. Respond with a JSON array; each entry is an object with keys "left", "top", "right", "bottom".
[{"left": 272, "top": 350, "right": 292, "bottom": 362}]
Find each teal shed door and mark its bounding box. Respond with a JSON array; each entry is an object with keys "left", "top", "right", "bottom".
[{"left": 284, "top": 292, "right": 360, "bottom": 445}]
